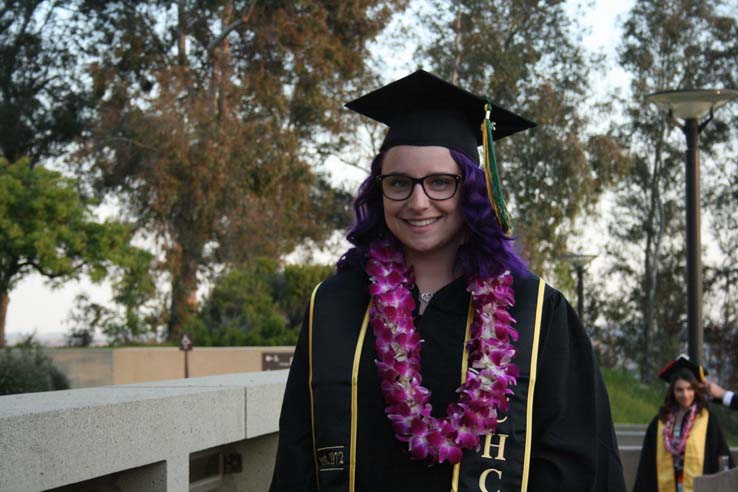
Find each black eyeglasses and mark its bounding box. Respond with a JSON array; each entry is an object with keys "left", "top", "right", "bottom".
[{"left": 376, "top": 173, "right": 461, "bottom": 201}]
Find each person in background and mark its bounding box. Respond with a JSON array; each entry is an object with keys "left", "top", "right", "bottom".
[
  {"left": 633, "top": 355, "right": 733, "bottom": 492},
  {"left": 270, "top": 70, "right": 625, "bottom": 492},
  {"left": 703, "top": 379, "right": 737, "bottom": 411}
]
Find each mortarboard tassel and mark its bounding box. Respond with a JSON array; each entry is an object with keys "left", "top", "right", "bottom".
[{"left": 481, "top": 99, "right": 512, "bottom": 236}]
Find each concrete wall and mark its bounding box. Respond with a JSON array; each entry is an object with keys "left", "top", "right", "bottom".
[
  {"left": 47, "top": 347, "right": 295, "bottom": 388},
  {"left": 46, "top": 348, "right": 114, "bottom": 388},
  {"left": 695, "top": 467, "right": 738, "bottom": 492},
  {"left": 0, "top": 371, "right": 288, "bottom": 492}
]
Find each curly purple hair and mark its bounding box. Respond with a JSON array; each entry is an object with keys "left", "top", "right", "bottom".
[{"left": 336, "top": 148, "right": 528, "bottom": 279}]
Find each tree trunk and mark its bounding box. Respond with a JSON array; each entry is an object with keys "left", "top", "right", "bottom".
[
  {"left": 452, "top": 5, "right": 462, "bottom": 86},
  {"left": 641, "top": 127, "right": 666, "bottom": 382},
  {"left": 167, "top": 254, "right": 198, "bottom": 341},
  {"left": 208, "top": 0, "right": 234, "bottom": 117},
  {"left": 0, "top": 291, "right": 8, "bottom": 348},
  {"left": 177, "top": 0, "right": 187, "bottom": 66}
]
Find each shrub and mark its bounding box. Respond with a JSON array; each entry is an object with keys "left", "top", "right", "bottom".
[
  {"left": 188, "top": 259, "right": 334, "bottom": 346},
  {"left": 0, "top": 345, "right": 70, "bottom": 395}
]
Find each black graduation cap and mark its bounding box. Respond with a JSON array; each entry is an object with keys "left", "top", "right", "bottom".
[
  {"left": 345, "top": 70, "right": 536, "bottom": 235},
  {"left": 345, "top": 70, "right": 536, "bottom": 165},
  {"left": 658, "top": 354, "right": 708, "bottom": 383}
]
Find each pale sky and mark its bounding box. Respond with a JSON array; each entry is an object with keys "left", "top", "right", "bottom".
[{"left": 6, "top": 0, "right": 635, "bottom": 344}]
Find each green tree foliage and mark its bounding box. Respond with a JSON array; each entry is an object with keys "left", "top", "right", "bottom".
[
  {"left": 0, "top": 1, "right": 90, "bottom": 165},
  {"left": 188, "top": 260, "right": 333, "bottom": 346},
  {"left": 65, "top": 245, "right": 159, "bottom": 346},
  {"left": 0, "top": 343, "right": 70, "bottom": 395},
  {"left": 703, "top": 142, "right": 738, "bottom": 390},
  {"left": 0, "top": 157, "right": 148, "bottom": 347},
  {"left": 415, "top": 0, "right": 631, "bottom": 277},
  {"left": 600, "top": 0, "right": 738, "bottom": 380},
  {"left": 76, "top": 0, "right": 403, "bottom": 340}
]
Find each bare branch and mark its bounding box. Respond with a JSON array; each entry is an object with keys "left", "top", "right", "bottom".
[
  {"left": 206, "top": 0, "right": 257, "bottom": 57},
  {"left": 101, "top": 136, "right": 160, "bottom": 153},
  {"left": 16, "top": 259, "right": 85, "bottom": 279},
  {"left": 333, "top": 156, "right": 371, "bottom": 175}
]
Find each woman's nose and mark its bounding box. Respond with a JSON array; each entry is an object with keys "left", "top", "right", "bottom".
[{"left": 406, "top": 182, "right": 430, "bottom": 209}]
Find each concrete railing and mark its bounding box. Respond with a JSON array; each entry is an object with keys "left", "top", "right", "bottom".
[
  {"left": 0, "top": 371, "right": 288, "bottom": 492},
  {"left": 2, "top": 377, "right": 735, "bottom": 492}
]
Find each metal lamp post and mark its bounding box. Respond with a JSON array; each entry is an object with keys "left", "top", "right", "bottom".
[
  {"left": 646, "top": 89, "right": 738, "bottom": 367},
  {"left": 563, "top": 253, "right": 597, "bottom": 320}
]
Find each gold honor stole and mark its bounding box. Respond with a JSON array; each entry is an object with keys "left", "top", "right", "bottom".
[
  {"left": 656, "top": 410, "right": 709, "bottom": 492},
  {"left": 307, "top": 274, "right": 545, "bottom": 492}
]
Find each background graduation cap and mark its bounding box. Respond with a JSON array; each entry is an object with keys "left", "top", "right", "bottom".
[
  {"left": 345, "top": 70, "right": 536, "bottom": 236},
  {"left": 658, "top": 354, "right": 708, "bottom": 383}
]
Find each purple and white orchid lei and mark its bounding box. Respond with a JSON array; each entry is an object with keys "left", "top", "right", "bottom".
[
  {"left": 366, "top": 240, "right": 519, "bottom": 465},
  {"left": 663, "top": 404, "right": 697, "bottom": 456}
]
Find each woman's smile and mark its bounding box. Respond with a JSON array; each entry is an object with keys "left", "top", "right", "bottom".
[
  {"left": 381, "top": 145, "right": 464, "bottom": 260},
  {"left": 403, "top": 216, "right": 442, "bottom": 228}
]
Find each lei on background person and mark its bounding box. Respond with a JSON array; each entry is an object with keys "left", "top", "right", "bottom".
[
  {"left": 663, "top": 404, "right": 698, "bottom": 456},
  {"left": 365, "top": 240, "right": 519, "bottom": 464}
]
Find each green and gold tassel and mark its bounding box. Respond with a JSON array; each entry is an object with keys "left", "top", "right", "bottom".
[{"left": 481, "top": 99, "right": 512, "bottom": 236}]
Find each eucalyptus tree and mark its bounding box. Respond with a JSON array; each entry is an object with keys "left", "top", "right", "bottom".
[
  {"left": 77, "top": 0, "right": 405, "bottom": 339},
  {"left": 416, "top": 0, "right": 629, "bottom": 279},
  {"left": 0, "top": 0, "right": 89, "bottom": 165},
  {"left": 703, "top": 142, "right": 738, "bottom": 388},
  {"left": 608, "top": 0, "right": 738, "bottom": 379}
]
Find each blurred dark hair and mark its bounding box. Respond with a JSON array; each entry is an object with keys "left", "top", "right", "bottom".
[
  {"left": 336, "top": 148, "right": 528, "bottom": 279},
  {"left": 658, "top": 369, "right": 707, "bottom": 422}
]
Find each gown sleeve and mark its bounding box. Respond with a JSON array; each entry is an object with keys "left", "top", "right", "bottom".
[
  {"left": 269, "top": 307, "right": 318, "bottom": 492},
  {"left": 632, "top": 417, "right": 658, "bottom": 492},
  {"left": 703, "top": 409, "right": 735, "bottom": 474},
  {"left": 527, "top": 289, "right": 627, "bottom": 492}
]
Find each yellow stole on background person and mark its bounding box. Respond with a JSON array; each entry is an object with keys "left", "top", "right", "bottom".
[{"left": 655, "top": 410, "right": 708, "bottom": 492}]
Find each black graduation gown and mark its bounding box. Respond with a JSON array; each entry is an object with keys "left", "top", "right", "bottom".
[
  {"left": 270, "top": 271, "right": 626, "bottom": 492},
  {"left": 632, "top": 410, "right": 734, "bottom": 492}
]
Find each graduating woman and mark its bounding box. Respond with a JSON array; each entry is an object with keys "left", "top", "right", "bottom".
[
  {"left": 270, "top": 70, "right": 625, "bottom": 492},
  {"left": 633, "top": 356, "right": 734, "bottom": 492}
]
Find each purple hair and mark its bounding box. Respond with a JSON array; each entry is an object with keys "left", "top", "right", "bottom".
[{"left": 336, "top": 149, "right": 528, "bottom": 279}]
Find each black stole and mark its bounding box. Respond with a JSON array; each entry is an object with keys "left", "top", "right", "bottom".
[{"left": 453, "top": 275, "right": 544, "bottom": 492}]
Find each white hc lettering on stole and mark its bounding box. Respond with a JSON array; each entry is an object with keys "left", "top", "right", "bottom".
[{"left": 478, "top": 411, "right": 508, "bottom": 492}]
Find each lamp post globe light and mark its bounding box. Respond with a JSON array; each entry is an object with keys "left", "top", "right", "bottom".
[
  {"left": 562, "top": 253, "right": 597, "bottom": 321},
  {"left": 646, "top": 88, "right": 738, "bottom": 367}
]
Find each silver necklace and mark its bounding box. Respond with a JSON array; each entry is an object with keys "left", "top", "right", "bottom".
[{"left": 419, "top": 292, "right": 434, "bottom": 303}]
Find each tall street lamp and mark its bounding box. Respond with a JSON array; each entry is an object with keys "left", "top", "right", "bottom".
[
  {"left": 563, "top": 253, "right": 597, "bottom": 321},
  {"left": 646, "top": 89, "right": 738, "bottom": 367}
]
